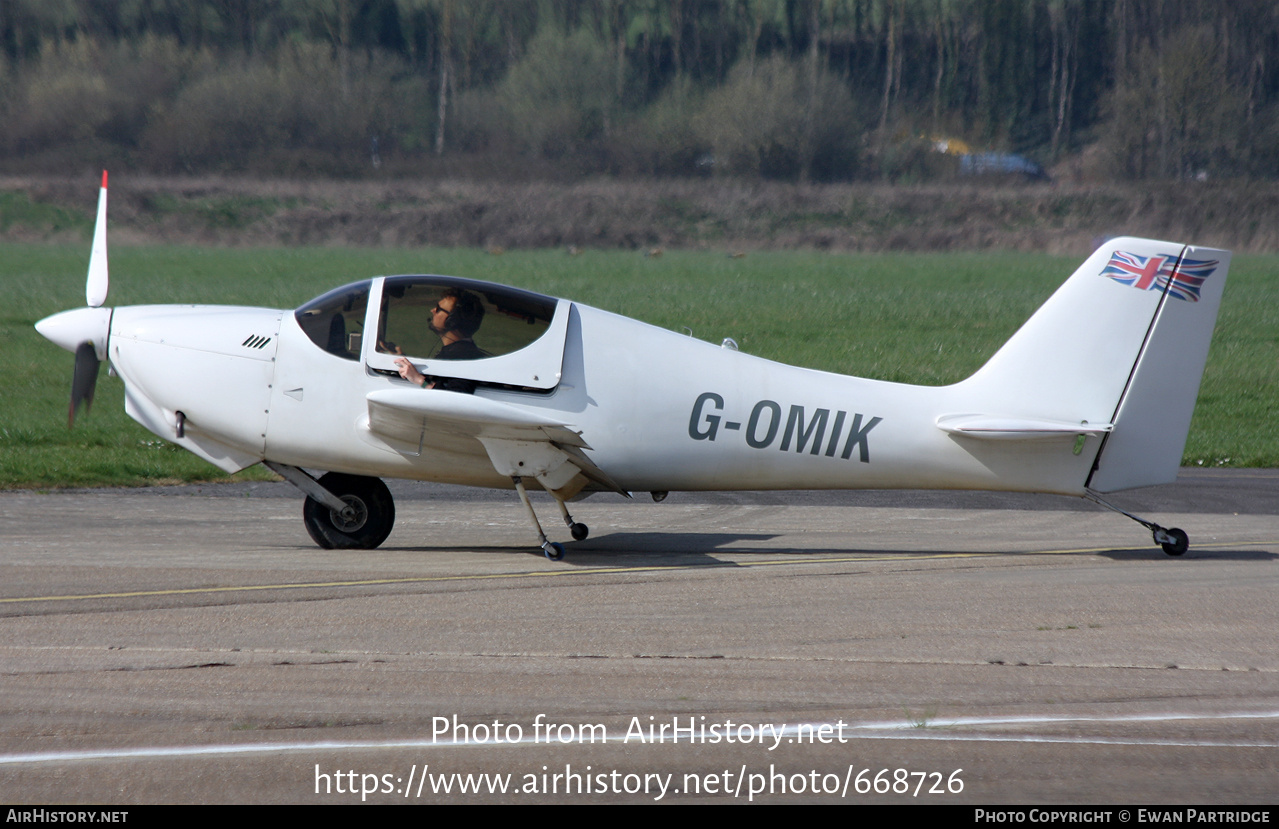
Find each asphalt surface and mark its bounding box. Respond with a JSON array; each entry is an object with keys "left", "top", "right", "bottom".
[
  {"left": 106, "top": 466, "right": 1279, "bottom": 512},
  {"left": 0, "top": 469, "right": 1275, "bottom": 804}
]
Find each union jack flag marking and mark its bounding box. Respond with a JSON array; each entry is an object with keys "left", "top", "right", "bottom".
[{"left": 1100, "top": 251, "right": 1217, "bottom": 302}]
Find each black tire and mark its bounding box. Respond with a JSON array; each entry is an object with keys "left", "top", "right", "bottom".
[
  {"left": 570, "top": 522, "right": 589, "bottom": 541},
  {"left": 302, "top": 473, "right": 395, "bottom": 550},
  {"left": 1160, "top": 527, "right": 1189, "bottom": 557}
]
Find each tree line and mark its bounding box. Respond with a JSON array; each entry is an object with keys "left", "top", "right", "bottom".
[{"left": 2, "top": 0, "right": 1277, "bottom": 181}]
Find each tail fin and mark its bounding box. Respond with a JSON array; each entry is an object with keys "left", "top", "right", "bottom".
[{"left": 952, "top": 237, "right": 1229, "bottom": 492}]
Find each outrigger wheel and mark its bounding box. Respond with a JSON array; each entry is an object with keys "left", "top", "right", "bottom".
[
  {"left": 302, "top": 472, "right": 396, "bottom": 549},
  {"left": 1155, "top": 527, "right": 1189, "bottom": 557}
]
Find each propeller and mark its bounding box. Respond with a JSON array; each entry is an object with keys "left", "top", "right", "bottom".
[
  {"left": 70, "top": 342, "right": 100, "bottom": 427},
  {"left": 86, "top": 170, "right": 109, "bottom": 307},
  {"left": 34, "top": 171, "right": 112, "bottom": 427}
]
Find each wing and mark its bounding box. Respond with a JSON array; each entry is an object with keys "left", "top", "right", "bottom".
[{"left": 365, "top": 389, "right": 627, "bottom": 497}]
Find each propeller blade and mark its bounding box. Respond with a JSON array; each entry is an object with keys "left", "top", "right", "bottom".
[
  {"left": 86, "top": 170, "right": 109, "bottom": 308},
  {"left": 69, "top": 341, "right": 100, "bottom": 428}
]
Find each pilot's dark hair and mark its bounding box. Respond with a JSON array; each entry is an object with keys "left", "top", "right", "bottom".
[{"left": 441, "top": 288, "right": 485, "bottom": 337}]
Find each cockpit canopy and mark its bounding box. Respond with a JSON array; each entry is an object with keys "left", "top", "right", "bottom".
[{"left": 295, "top": 276, "right": 568, "bottom": 390}]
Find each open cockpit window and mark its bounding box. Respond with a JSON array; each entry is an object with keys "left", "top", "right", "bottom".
[
  {"left": 367, "top": 276, "right": 569, "bottom": 391},
  {"left": 295, "top": 280, "right": 371, "bottom": 361}
]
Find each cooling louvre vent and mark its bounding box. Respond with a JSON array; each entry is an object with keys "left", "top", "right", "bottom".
[{"left": 242, "top": 334, "right": 273, "bottom": 349}]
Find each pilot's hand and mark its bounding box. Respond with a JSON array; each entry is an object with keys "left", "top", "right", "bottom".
[{"left": 394, "top": 357, "right": 427, "bottom": 386}]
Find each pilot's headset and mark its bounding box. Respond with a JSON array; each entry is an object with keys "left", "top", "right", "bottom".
[{"left": 439, "top": 290, "right": 485, "bottom": 337}]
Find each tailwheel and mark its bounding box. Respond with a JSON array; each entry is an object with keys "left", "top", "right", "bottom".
[
  {"left": 1086, "top": 490, "right": 1192, "bottom": 560},
  {"left": 1156, "top": 527, "right": 1189, "bottom": 557},
  {"left": 302, "top": 473, "right": 395, "bottom": 550}
]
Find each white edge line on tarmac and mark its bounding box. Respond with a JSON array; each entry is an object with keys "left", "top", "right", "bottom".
[{"left": 3, "top": 711, "right": 1278, "bottom": 765}]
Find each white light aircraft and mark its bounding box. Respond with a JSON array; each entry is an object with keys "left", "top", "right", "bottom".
[{"left": 37, "top": 174, "right": 1231, "bottom": 559}]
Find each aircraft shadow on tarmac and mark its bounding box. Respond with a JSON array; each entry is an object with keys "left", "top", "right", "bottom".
[
  {"left": 380, "top": 533, "right": 1277, "bottom": 566},
  {"left": 1094, "top": 547, "right": 1277, "bottom": 562},
  {"left": 380, "top": 531, "right": 783, "bottom": 564}
]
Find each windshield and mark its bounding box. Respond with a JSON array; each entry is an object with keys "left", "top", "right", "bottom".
[{"left": 295, "top": 280, "right": 371, "bottom": 360}]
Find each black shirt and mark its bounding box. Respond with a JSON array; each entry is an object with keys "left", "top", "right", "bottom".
[{"left": 428, "top": 338, "right": 484, "bottom": 393}]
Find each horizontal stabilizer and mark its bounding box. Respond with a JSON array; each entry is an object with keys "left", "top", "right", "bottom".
[{"left": 937, "top": 414, "right": 1112, "bottom": 441}]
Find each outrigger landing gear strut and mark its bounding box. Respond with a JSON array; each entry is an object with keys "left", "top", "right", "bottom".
[
  {"left": 555, "top": 498, "right": 591, "bottom": 542},
  {"left": 1084, "top": 490, "right": 1189, "bottom": 556},
  {"left": 511, "top": 476, "right": 589, "bottom": 561}
]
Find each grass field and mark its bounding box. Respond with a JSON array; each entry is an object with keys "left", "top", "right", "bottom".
[{"left": 3, "top": 243, "right": 1276, "bottom": 487}]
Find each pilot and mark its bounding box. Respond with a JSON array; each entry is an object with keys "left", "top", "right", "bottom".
[{"left": 394, "top": 288, "right": 485, "bottom": 393}]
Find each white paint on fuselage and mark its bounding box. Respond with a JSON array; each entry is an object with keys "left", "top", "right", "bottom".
[
  {"left": 483, "top": 304, "right": 1100, "bottom": 495},
  {"left": 109, "top": 305, "right": 281, "bottom": 471}
]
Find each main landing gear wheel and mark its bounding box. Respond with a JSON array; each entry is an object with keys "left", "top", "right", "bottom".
[
  {"left": 1157, "top": 527, "right": 1189, "bottom": 557},
  {"left": 570, "top": 522, "right": 589, "bottom": 541},
  {"left": 303, "top": 473, "right": 395, "bottom": 550},
  {"left": 542, "top": 541, "right": 565, "bottom": 561}
]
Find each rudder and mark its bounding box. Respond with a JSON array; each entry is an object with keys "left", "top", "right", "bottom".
[{"left": 1087, "top": 244, "right": 1230, "bottom": 491}]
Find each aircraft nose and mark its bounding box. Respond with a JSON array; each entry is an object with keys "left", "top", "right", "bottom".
[{"left": 35, "top": 307, "right": 112, "bottom": 358}]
